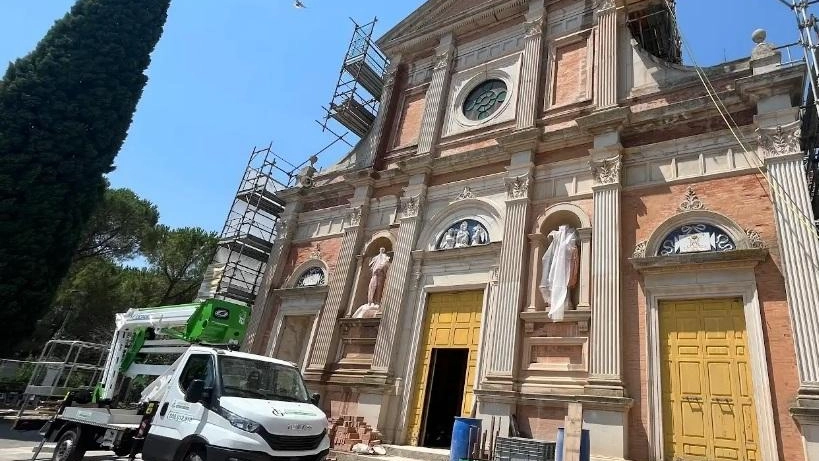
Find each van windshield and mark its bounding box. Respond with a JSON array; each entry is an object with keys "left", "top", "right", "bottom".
[{"left": 218, "top": 356, "right": 309, "bottom": 403}]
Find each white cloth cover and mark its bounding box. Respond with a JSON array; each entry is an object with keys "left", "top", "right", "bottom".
[{"left": 539, "top": 225, "right": 578, "bottom": 321}]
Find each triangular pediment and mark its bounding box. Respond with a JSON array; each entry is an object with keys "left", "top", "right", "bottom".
[{"left": 377, "top": 0, "right": 525, "bottom": 54}]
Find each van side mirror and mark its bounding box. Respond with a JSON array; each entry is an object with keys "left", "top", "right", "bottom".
[
  {"left": 310, "top": 393, "right": 320, "bottom": 406},
  {"left": 185, "top": 380, "right": 208, "bottom": 404}
]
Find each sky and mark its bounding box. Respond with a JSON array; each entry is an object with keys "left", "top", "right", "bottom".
[{"left": 0, "top": 1, "right": 805, "bottom": 234}]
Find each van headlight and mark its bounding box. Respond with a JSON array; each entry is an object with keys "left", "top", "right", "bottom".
[{"left": 218, "top": 406, "right": 261, "bottom": 433}]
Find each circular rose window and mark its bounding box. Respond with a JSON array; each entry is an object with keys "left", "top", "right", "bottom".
[{"left": 462, "top": 79, "right": 508, "bottom": 121}]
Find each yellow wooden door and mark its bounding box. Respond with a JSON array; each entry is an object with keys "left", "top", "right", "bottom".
[
  {"left": 406, "top": 291, "right": 483, "bottom": 446},
  {"left": 660, "top": 299, "right": 759, "bottom": 461}
]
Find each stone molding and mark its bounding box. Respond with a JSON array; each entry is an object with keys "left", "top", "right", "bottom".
[
  {"left": 454, "top": 186, "right": 476, "bottom": 202},
  {"left": 677, "top": 186, "right": 706, "bottom": 213}
]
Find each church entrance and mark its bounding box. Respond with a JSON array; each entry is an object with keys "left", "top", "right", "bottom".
[{"left": 406, "top": 291, "right": 482, "bottom": 447}]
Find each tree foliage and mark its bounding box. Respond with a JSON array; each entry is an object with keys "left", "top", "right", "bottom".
[
  {"left": 144, "top": 226, "right": 218, "bottom": 305},
  {"left": 0, "top": 0, "right": 171, "bottom": 352}
]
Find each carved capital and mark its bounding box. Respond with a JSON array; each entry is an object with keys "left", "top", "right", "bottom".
[
  {"left": 757, "top": 121, "right": 802, "bottom": 159},
  {"left": 347, "top": 206, "right": 363, "bottom": 227},
  {"left": 589, "top": 156, "right": 621, "bottom": 185},
  {"left": 596, "top": 0, "right": 615, "bottom": 14},
  {"left": 383, "top": 61, "right": 399, "bottom": 89},
  {"left": 504, "top": 175, "right": 530, "bottom": 200},
  {"left": 401, "top": 194, "right": 422, "bottom": 218},
  {"left": 678, "top": 186, "right": 706, "bottom": 213},
  {"left": 433, "top": 49, "right": 453, "bottom": 70},
  {"left": 524, "top": 16, "right": 544, "bottom": 38}
]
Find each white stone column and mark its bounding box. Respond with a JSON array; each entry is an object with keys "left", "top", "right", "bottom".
[
  {"left": 417, "top": 35, "right": 455, "bottom": 156},
  {"left": 307, "top": 186, "right": 371, "bottom": 371},
  {"left": 485, "top": 152, "right": 534, "bottom": 379},
  {"left": 758, "top": 119, "right": 819, "bottom": 394},
  {"left": 516, "top": 1, "right": 545, "bottom": 130},
  {"left": 577, "top": 227, "right": 592, "bottom": 309},
  {"left": 593, "top": 0, "right": 618, "bottom": 109},
  {"left": 357, "top": 56, "right": 402, "bottom": 168},
  {"left": 372, "top": 173, "right": 428, "bottom": 372},
  {"left": 243, "top": 196, "right": 302, "bottom": 353},
  {"left": 588, "top": 145, "right": 623, "bottom": 390}
]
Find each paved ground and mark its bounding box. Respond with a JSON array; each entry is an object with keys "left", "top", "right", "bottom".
[{"left": 0, "top": 422, "right": 127, "bottom": 461}]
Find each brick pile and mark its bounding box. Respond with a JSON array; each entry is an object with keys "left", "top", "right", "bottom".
[{"left": 328, "top": 416, "right": 383, "bottom": 452}]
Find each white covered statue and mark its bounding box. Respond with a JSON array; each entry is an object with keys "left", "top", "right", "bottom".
[
  {"left": 539, "top": 225, "right": 579, "bottom": 321},
  {"left": 353, "top": 247, "right": 391, "bottom": 318}
]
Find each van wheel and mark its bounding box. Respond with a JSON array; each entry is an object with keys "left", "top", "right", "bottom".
[
  {"left": 182, "top": 448, "right": 205, "bottom": 461},
  {"left": 52, "top": 428, "right": 86, "bottom": 461}
]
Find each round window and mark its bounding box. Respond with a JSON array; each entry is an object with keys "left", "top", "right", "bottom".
[{"left": 462, "top": 79, "right": 508, "bottom": 121}]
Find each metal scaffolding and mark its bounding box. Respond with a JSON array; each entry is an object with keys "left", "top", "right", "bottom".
[
  {"left": 625, "top": 0, "right": 682, "bottom": 64},
  {"left": 321, "top": 18, "right": 389, "bottom": 139}
]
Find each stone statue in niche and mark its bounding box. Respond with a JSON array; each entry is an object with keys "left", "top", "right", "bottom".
[
  {"left": 539, "top": 225, "right": 579, "bottom": 321},
  {"left": 471, "top": 224, "right": 488, "bottom": 246},
  {"left": 455, "top": 221, "right": 471, "bottom": 248},
  {"left": 353, "top": 247, "right": 392, "bottom": 319}
]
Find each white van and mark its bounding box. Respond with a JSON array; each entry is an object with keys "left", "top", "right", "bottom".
[{"left": 43, "top": 346, "right": 330, "bottom": 461}]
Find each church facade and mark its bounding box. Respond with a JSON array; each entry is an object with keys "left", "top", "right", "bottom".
[{"left": 242, "top": 1, "right": 819, "bottom": 460}]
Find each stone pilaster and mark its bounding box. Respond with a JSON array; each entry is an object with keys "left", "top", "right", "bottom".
[
  {"left": 593, "top": 0, "right": 618, "bottom": 109},
  {"left": 307, "top": 184, "right": 372, "bottom": 371},
  {"left": 417, "top": 35, "right": 455, "bottom": 156},
  {"left": 372, "top": 173, "right": 428, "bottom": 372},
  {"left": 526, "top": 234, "right": 547, "bottom": 312},
  {"left": 758, "top": 118, "right": 819, "bottom": 396},
  {"left": 243, "top": 195, "right": 302, "bottom": 353},
  {"left": 357, "top": 56, "right": 402, "bottom": 168},
  {"left": 588, "top": 144, "right": 624, "bottom": 391},
  {"left": 485, "top": 152, "right": 533, "bottom": 379},
  {"left": 516, "top": 1, "right": 545, "bottom": 130}
]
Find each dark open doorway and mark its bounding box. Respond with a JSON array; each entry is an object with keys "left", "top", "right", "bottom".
[{"left": 419, "top": 348, "right": 469, "bottom": 448}]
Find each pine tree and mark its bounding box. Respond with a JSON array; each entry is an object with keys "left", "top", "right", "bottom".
[{"left": 0, "top": 0, "right": 170, "bottom": 353}]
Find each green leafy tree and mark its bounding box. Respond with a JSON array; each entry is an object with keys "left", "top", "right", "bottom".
[
  {"left": 0, "top": 0, "right": 171, "bottom": 351},
  {"left": 143, "top": 226, "right": 219, "bottom": 305},
  {"left": 74, "top": 186, "right": 159, "bottom": 262}
]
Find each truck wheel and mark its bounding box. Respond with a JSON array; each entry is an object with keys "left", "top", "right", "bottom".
[
  {"left": 52, "top": 428, "right": 86, "bottom": 461},
  {"left": 182, "top": 447, "right": 205, "bottom": 461}
]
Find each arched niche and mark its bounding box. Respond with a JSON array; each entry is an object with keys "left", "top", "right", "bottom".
[
  {"left": 347, "top": 231, "right": 396, "bottom": 317},
  {"left": 417, "top": 198, "right": 503, "bottom": 251},
  {"left": 527, "top": 203, "right": 592, "bottom": 313},
  {"left": 283, "top": 259, "right": 329, "bottom": 289},
  {"left": 644, "top": 210, "right": 752, "bottom": 258}
]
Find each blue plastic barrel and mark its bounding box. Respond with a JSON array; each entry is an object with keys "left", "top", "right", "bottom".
[
  {"left": 450, "top": 417, "right": 482, "bottom": 461},
  {"left": 555, "top": 428, "right": 590, "bottom": 461},
  {"left": 555, "top": 428, "right": 564, "bottom": 461}
]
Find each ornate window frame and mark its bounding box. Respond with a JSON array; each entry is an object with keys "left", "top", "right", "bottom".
[
  {"left": 453, "top": 71, "right": 514, "bottom": 128},
  {"left": 284, "top": 259, "right": 329, "bottom": 289},
  {"left": 418, "top": 198, "right": 503, "bottom": 252}
]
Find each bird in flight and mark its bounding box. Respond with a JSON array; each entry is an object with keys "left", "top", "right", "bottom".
[{"left": 294, "top": 0, "right": 306, "bottom": 8}]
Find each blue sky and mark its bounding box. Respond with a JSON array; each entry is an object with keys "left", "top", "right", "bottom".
[{"left": 0, "top": 1, "right": 802, "bottom": 234}]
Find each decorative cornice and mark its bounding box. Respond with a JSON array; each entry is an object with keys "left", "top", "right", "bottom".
[
  {"left": 757, "top": 121, "right": 802, "bottom": 159},
  {"left": 677, "top": 186, "right": 705, "bottom": 213},
  {"left": 589, "top": 156, "right": 621, "bottom": 186},
  {"left": 505, "top": 174, "right": 530, "bottom": 200},
  {"left": 632, "top": 241, "right": 647, "bottom": 258},
  {"left": 454, "top": 186, "right": 475, "bottom": 202}
]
